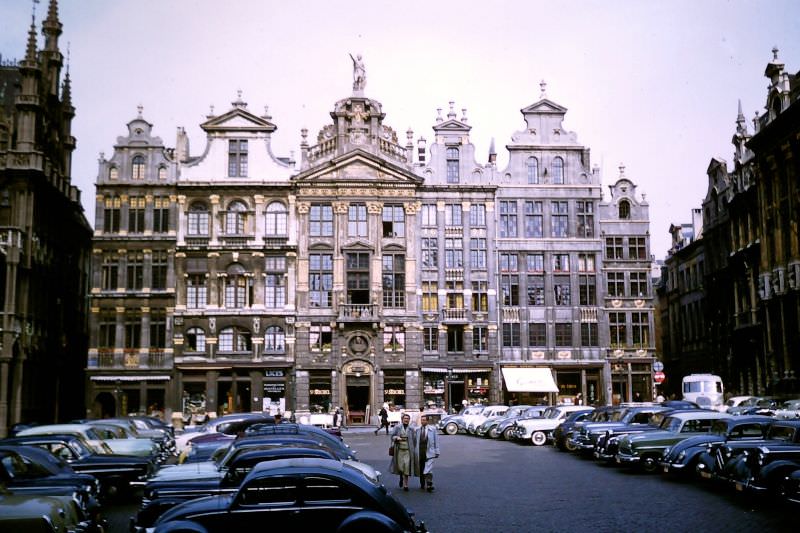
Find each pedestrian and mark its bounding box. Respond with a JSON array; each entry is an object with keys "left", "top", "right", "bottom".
[
  {"left": 376, "top": 404, "right": 390, "bottom": 435},
  {"left": 655, "top": 392, "right": 666, "bottom": 403},
  {"left": 633, "top": 392, "right": 643, "bottom": 402},
  {"left": 332, "top": 408, "right": 340, "bottom": 428},
  {"left": 274, "top": 413, "right": 283, "bottom": 424},
  {"left": 574, "top": 392, "right": 583, "bottom": 406},
  {"left": 389, "top": 413, "right": 413, "bottom": 491},
  {"left": 413, "top": 414, "right": 440, "bottom": 492}
]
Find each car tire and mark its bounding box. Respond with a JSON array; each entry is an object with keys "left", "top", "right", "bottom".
[
  {"left": 488, "top": 427, "right": 499, "bottom": 439},
  {"left": 444, "top": 422, "right": 458, "bottom": 435},
  {"left": 640, "top": 454, "right": 660, "bottom": 473},
  {"left": 502, "top": 427, "right": 514, "bottom": 440},
  {"left": 531, "top": 431, "right": 547, "bottom": 446},
  {"left": 565, "top": 438, "right": 577, "bottom": 452}
]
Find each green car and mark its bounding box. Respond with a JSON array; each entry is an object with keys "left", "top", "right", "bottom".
[
  {"left": 0, "top": 491, "right": 87, "bottom": 532},
  {"left": 615, "top": 411, "right": 732, "bottom": 472}
]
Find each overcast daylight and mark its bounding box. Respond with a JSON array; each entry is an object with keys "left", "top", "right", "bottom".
[{"left": 1, "top": 2, "right": 800, "bottom": 530}]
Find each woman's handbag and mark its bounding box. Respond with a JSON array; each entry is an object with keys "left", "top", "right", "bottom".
[{"left": 388, "top": 445, "right": 394, "bottom": 457}]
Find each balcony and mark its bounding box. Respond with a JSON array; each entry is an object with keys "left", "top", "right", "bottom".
[
  {"left": 97, "top": 350, "right": 115, "bottom": 368},
  {"left": 441, "top": 308, "right": 468, "bottom": 322},
  {"left": 147, "top": 349, "right": 169, "bottom": 368},
  {"left": 501, "top": 307, "right": 521, "bottom": 322},
  {"left": 220, "top": 234, "right": 254, "bottom": 247},
  {"left": 184, "top": 236, "right": 209, "bottom": 247},
  {"left": 263, "top": 235, "right": 289, "bottom": 248},
  {"left": 338, "top": 303, "right": 377, "bottom": 322}
]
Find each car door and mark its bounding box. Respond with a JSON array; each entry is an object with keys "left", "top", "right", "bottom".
[
  {"left": 294, "top": 475, "right": 364, "bottom": 529},
  {"left": 220, "top": 474, "right": 301, "bottom": 529}
]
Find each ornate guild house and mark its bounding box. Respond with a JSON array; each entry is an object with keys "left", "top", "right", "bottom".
[{"left": 86, "top": 60, "right": 655, "bottom": 423}]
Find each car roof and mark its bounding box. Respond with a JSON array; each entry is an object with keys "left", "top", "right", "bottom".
[
  {"left": 248, "top": 457, "right": 345, "bottom": 476},
  {"left": 3, "top": 433, "right": 84, "bottom": 444},
  {"left": 18, "top": 423, "right": 95, "bottom": 434},
  {"left": 667, "top": 411, "right": 731, "bottom": 420}
]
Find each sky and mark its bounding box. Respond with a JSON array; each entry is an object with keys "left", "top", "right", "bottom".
[{"left": 1, "top": 0, "right": 799, "bottom": 259}]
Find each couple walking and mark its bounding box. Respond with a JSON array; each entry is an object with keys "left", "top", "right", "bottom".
[{"left": 389, "top": 413, "right": 440, "bottom": 492}]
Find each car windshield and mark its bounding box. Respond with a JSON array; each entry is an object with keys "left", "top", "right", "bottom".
[
  {"left": 540, "top": 408, "right": 560, "bottom": 419},
  {"left": 610, "top": 410, "right": 627, "bottom": 422},
  {"left": 521, "top": 408, "right": 543, "bottom": 419},
  {"left": 70, "top": 439, "right": 93, "bottom": 458}
]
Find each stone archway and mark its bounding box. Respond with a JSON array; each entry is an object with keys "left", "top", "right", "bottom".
[
  {"left": 342, "top": 359, "right": 373, "bottom": 425},
  {"left": 93, "top": 392, "right": 116, "bottom": 419}
]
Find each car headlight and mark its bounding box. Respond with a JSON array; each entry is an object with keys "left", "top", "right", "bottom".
[
  {"left": 677, "top": 450, "right": 686, "bottom": 461},
  {"left": 663, "top": 447, "right": 671, "bottom": 457}
]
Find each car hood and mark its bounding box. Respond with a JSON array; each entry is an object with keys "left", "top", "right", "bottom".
[
  {"left": 156, "top": 493, "right": 233, "bottom": 523},
  {"left": 150, "top": 462, "right": 221, "bottom": 481}
]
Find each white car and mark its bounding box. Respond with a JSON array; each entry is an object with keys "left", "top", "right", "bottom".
[
  {"left": 466, "top": 405, "right": 510, "bottom": 434},
  {"left": 720, "top": 395, "right": 757, "bottom": 413},
  {"left": 511, "top": 405, "right": 594, "bottom": 445},
  {"left": 774, "top": 399, "right": 800, "bottom": 419}
]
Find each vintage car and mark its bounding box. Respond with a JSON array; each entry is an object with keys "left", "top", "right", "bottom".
[
  {"left": 150, "top": 458, "right": 426, "bottom": 532},
  {"left": 476, "top": 405, "right": 531, "bottom": 438},
  {"left": 615, "top": 411, "right": 732, "bottom": 472},
  {"left": 437, "top": 406, "right": 486, "bottom": 435},
  {"left": 569, "top": 405, "right": 669, "bottom": 454},
  {"left": 494, "top": 406, "right": 549, "bottom": 440},
  {"left": 82, "top": 421, "right": 163, "bottom": 461},
  {"left": 773, "top": 399, "right": 800, "bottom": 420},
  {"left": 659, "top": 416, "right": 773, "bottom": 477},
  {"left": 16, "top": 424, "right": 117, "bottom": 455},
  {"left": 0, "top": 491, "right": 90, "bottom": 533},
  {"left": 2, "top": 434, "right": 155, "bottom": 499},
  {"left": 510, "top": 406, "right": 594, "bottom": 445},
  {"left": 243, "top": 423, "right": 355, "bottom": 459},
  {"left": 466, "top": 405, "right": 510, "bottom": 435},
  {"left": 174, "top": 413, "right": 274, "bottom": 453},
  {"left": 552, "top": 409, "right": 597, "bottom": 451},
  {"left": 721, "top": 395, "right": 758, "bottom": 413}
]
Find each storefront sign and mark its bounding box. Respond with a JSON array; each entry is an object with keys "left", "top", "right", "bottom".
[
  {"left": 265, "top": 370, "right": 285, "bottom": 378},
  {"left": 263, "top": 383, "right": 285, "bottom": 394},
  {"left": 310, "top": 389, "right": 330, "bottom": 395},
  {"left": 384, "top": 388, "right": 405, "bottom": 395}
]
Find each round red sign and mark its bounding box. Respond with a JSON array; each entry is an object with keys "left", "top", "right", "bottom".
[{"left": 653, "top": 371, "right": 666, "bottom": 383}]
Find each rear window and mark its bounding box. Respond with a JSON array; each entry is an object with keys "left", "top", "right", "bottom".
[{"left": 304, "top": 476, "right": 352, "bottom": 504}]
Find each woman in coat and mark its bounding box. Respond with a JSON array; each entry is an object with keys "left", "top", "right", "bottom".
[{"left": 389, "top": 413, "right": 413, "bottom": 491}]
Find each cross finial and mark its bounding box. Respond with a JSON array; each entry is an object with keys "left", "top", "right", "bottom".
[
  {"left": 539, "top": 79, "right": 547, "bottom": 99},
  {"left": 619, "top": 162, "right": 626, "bottom": 176},
  {"left": 137, "top": 104, "right": 143, "bottom": 117},
  {"left": 237, "top": 89, "right": 242, "bottom": 100}
]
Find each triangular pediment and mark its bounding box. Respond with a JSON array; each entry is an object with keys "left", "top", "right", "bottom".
[
  {"left": 293, "top": 149, "right": 422, "bottom": 185},
  {"left": 521, "top": 99, "right": 568, "bottom": 115},
  {"left": 341, "top": 239, "right": 374, "bottom": 251},
  {"left": 201, "top": 108, "right": 277, "bottom": 133},
  {"left": 432, "top": 119, "right": 472, "bottom": 133}
]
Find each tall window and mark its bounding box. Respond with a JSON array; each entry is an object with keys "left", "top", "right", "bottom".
[
  {"left": 421, "top": 237, "right": 438, "bottom": 269},
  {"left": 132, "top": 155, "right": 145, "bottom": 180},
  {"left": 382, "top": 205, "right": 405, "bottom": 237},
  {"left": 499, "top": 201, "right": 518, "bottom": 238},
  {"left": 446, "top": 147, "right": 459, "bottom": 183},
  {"left": 576, "top": 201, "right": 594, "bottom": 238},
  {"left": 265, "top": 202, "right": 287, "bottom": 236},
  {"left": 469, "top": 238, "right": 487, "bottom": 269},
  {"left": 618, "top": 199, "right": 630, "bottom": 219},
  {"left": 473, "top": 326, "right": 488, "bottom": 353},
  {"left": 552, "top": 156, "right": 564, "bottom": 184},
  {"left": 445, "top": 280, "right": 464, "bottom": 309},
  {"left": 264, "top": 326, "right": 285, "bottom": 353},
  {"left": 609, "top": 312, "right": 627, "bottom": 347},
  {"left": 581, "top": 322, "right": 598, "bottom": 346},
  {"left": 383, "top": 325, "right": 405, "bottom": 353},
  {"left": 127, "top": 253, "right": 144, "bottom": 290},
  {"left": 98, "top": 310, "right": 116, "bottom": 348},
  {"left": 347, "top": 203, "right": 367, "bottom": 237},
  {"left": 529, "top": 323, "right": 546, "bottom": 346},
  {"left": 188, "top": 202, "right": 209, "bottom": 235},
  {"left": 219, "top": 326, "right": 251, "bottom": 352},
  {"left": 151, "top": 250, "right": 168, "bottom": 290},
  {"left": 469, "top": 204, "right": 486, "bottom": 227},
  {"left": 228, "top": 139, "right": 248, "bottom": 177},
  {"left": 447, "top": 325, "right": 464, "bottom": 352},
  {"left": 607, "top": 271, "right": 625, "bottom": 297},
  {"left": 444, "top": 238, "right": 463, "bottom": 268},
  {"left": 158, "top": 165, "right": 167, "bottom": 180},
  {"left": 104, "top": 196, "right": 121, "bottom": 233},
  {"left": 101, "top": 254, "right": 119, "bottom": 291},
  {"left": 309, "top": 203, "right": 333, "bottom": 237},
  {"left": 578, "top": 253, "right": 595, "bottom": 273},
  {"left": 346, "top": 252, "right": 370, "bottom": 304},
  {"left": 629, "top": 237, "right": 647, "bottom": 259},
  {"left": 629, "top": 271, "right": 649, "bottom": 297},
  {"left": 554, "top": 323, "right": 572, "bottom": 346},
  {"left": 423, "top": 327, "right": 438, "bottom": 351},
  {"left": 502, "top": 323, "right": 520, "bottom": 347},
  {"left": 527, "top": 156, "right": 539, "bottom": 184},
  {"left": 421, "top": 204, "right": 437, "bottom": 226},
  {"left": 150, "top": 309, "right": 166, "bottom": 349},
  {"left": 382, "top": 254, "right": 405, "bottom": 308},
  {"left": 225, "top": 201, "right": 247, "bottom": 235},
  {"left": 187, "top": 274, "right": 207, "bottom": 308},
  {"left": 524, "top": 201, "right": 543, "bottom": 238},
  {"left": 128, "top": 196, "right": 145, "bottom": 233},
  {"left": 444, "top": 204, "right": 462, "bottom": 226},
  {"left": 501, "top": 274, "right": 520, "bottom": 306},
  {"left": 309, "top": 253, "right": 333, "bottom": 307},
  {"left": 472, "top": 281, "right": 488, "bottom": 312},
  {"left": 224, "top": 264, "right": 252, "bottom": 308},
  {"left": 526, "top": 253, "right": 544, "bottom": 272},
  {"left": 553, "top": 276, "right": 571, "bottom": 305},
  {"left": 264, "top": 256, "right": 286, "bottom": 309},
  {"left": 124, "top": 311, "right": 141, "bottom": 348},
  {"left": 153, "top": 197, "right": 170, "bottom": 233},
  {"left": 552, "top": 253, "right": 570, "bottom": 272},
  {"left": 309, "top": 323, "right": 332, "bottom": 351},
  {"left": 421, "top": 281, "right": 438, "bottom": 312},
  {"left": 551, "top": 201, "right": 568, "bottom": 237},
  {"left": 185, "top": 327, "right": 205, "bottom": 352},
  {"left": 579, "top": 274, "right": 596, "bottom": 305},
  {"left": 605, "top": 237, "right": 624, "bottom": 259},
  {"left": 108, "top": 166, "right": 118, "bottom": 180},
  {"left": 632, "top": 312, "right": 650, "bottom": 347},
  {"left": 527, "top": 274, "right": 545, "bottom": 306}
]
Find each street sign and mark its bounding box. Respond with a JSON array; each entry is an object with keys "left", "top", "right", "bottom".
[
  {"left": 653, "top": 361, "right": 664, "bottom": 372},
  {"left": 653, "top": 371, "right": 666, "bottom": 384}
]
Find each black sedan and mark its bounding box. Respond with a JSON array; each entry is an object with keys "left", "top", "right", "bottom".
[{"left": 152, "top": 457, "right": 425, "bottom": 532}]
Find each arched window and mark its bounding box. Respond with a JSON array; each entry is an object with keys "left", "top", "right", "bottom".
[
  {"left": 552, "top": 157, "right": 564, "bottom": 184},
  {"left": 265, "top": 202, "right": 287, "bottom": 236},
  {"left": 219, "top": 326, "right": 251, "bottom": 352},
  {"left": 108, "top": 166, "right": 119, "bottom": 180},
  {"left": 618, "top": 199, "right": 630, "bottom": 219},
  {"left": 264, "top": 326, "right": 285, "bottom": 353},
  {"left": 188, "top": 202, "right": 209, "bottom": 235},
  {"left": 527, "top": 157, "right": 539, "bottom": 184},
  {"left": 158, "top": 166, "right": 167, "bottom": 180},
  {"left": 224, "top": 263, "right": 251, "bottom": 308},
  {"left": 446, "top": 147, "right": 459, "bottom": 183},
  {"left": 185, "top": 328, "right": 206, "bottom": 352},
  {"left": 132, "top": 155, "right": 145, "bottom": 180},
  {"left": 226, "top": 200, "right": 247, "bottom": 235}
]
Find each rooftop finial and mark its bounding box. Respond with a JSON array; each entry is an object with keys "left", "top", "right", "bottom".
[
  {"left": 461, "top": 108, "right": 467, "bottom": 122},
  {"left": 772, "top": 46, "right": 779, "bottom": 61},
  {"left": 447, "top": 101, "right": 456, "bottom": 119},
  {"left": 349, "top": 53, "right": 366, "bottom": 92},
  {"left": 619, "top": 162, "right": 626, "bottom": 177},
  {"left": 25, "top": 8, "right": 38, "bottom": 62},
  {"left": 539, "top": 79, "right": 547, "bottom": 99},
  {"left": 436, "top": 107, "right": 443, "bottom": 123},
  {"left": 208, "top": 104, "right": 215, "bottom": 117},
  {"left": 232, "top": 90, "right": 246, "bottom": 109},
  {"left": 137, "top": 104, "right": 143, "bottom": 117}
]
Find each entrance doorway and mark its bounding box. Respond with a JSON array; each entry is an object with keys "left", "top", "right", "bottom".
[
  {"left": 448, "top": 380, "right": 464, "bottom": 411},
  {"left": 345, "top": 375, "right": 370, "bottom": 425}
]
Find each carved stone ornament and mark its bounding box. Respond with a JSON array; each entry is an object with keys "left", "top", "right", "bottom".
[
  {"left": 296, "top": 202, "right": 310, "bottom": 214},
  {"left": 367, "top": 202, "right": 383, "bottom": 214},
  {"left": 332, "top": 201, "right": 349, "bottom": 214}
]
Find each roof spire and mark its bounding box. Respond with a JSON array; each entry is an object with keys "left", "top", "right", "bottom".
[
  {"left": 25, "top": 8, "right": 38, "bottom": 63},
  {"left": 42, "top": 0, "right": 63, "bottom": 52},
  {"left": 137, "top": 104, "right": 143, "bottom": 118},
  {"left": 62, "top": 42, "right": 72, "bottom": 104},
  {"left": 772, "top": 46, "right": 779, "bottom": 61}
]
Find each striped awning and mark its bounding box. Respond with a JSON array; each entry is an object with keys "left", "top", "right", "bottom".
[
  {"left": 90, "top": 375, "right": 171, "bottom": 382},
  {"left": 452, "top": 368, "right": 492, "bottom": 374},
  {"left": 421, "top": 367, "right": 448, "bottom": 373}
]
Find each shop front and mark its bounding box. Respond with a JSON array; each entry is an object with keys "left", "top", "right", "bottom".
[
  {"left": 611, "top": 361, "right": 653, "bottom": 403},
  {"left": 309, "top": 370, "right": 332, "bottom": 414},
  {"left": 89, "top": 375, "right": 170, "bottom": 419},
  {"left": 500, "top": 366, "right": 559, "bottom": 405},
  {"left": 422, "top": 367, "right": 492, "bottom": 413},
  {"left": 382, "top": 370, "right": 406, "bottom": 410},
  {"left": 261, "top": 369, "right": 288, "bottom": 415}
]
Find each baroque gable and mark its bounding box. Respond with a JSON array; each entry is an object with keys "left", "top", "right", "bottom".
[{"left": 293, "top": 149, "right": 423, "bottom": 188}]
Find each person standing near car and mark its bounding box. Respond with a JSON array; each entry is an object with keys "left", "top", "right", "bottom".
[
  {"left": 413, "top": 414, "right": 440, "bottom": 492},
  {"left": 390, "top": 413, "right": 413, "bottom": 491}
]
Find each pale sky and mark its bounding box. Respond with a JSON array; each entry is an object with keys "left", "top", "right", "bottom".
[{"left": 2, "top": 0, "right": 799, "bottom": 258}]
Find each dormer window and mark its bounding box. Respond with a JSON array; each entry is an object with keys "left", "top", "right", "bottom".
[
  {"left": 108, "top": 166, "right": 119, "bottom": 180},
  {"left": 228, "top": 139, "right": 248, "bottom": 177},
  {"left": 132, "top": 155, "right": 145, "bottom": 180},
  {"left": 446, "top": 147, "right": 459, "bottom": 184},
  {"left": 552, "top": 157, "right": 564, "bottom": 184},
  {"left": 158, "top": 165, "right": 167, "bottom": 180},
  {"left": 527, "top": 157, "right": 539, "bottom": 184},
  {"left": 619, "top": 199, "right": 630, "bottom": 219}
]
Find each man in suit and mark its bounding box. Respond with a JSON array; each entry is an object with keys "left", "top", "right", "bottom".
[{"left": 414, "top": 414, "right": 440, "bottom": 492}]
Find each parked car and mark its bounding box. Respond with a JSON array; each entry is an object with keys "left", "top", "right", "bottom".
[
  {"left": 552, "top": 409, "right": 597, "bottom": 451},
  {"left": 2, "top": 434, "right": 155, "bottom": 500},
  {"left": 0, "top": 491, "right": 90, "bottom": 533},
  {"left": 174, "top": 413, "right": 274, "bottom": 453},
  {"left": 243, "top": 423, "right": 356, "bottom": 459},
  {"left": 150, "top": 458, "right": 426, "bottom": 532},
  {"left": 774, "top": 399, "right": 800, "bottom": 420},
  {"left": 569, "top": 405, "right": 669, "bottom": 454},
  {"left": 510, "top": 406, "right": 594, "bottom": 445},
  {"left": 722, "top": 395, "right": 758, "bottom": 414},
  {"left": 437, "top": 406, "right": 486, "bottom": 435},
  {"left": 466, "top": 405, "right": 510, "bottom": 434},
  {"left": 83, "top": 421, "right": 163, "bottom": 461},
  {"left": 615, "top": 411, "right": 732, "bottom": 472},
  {"left": 178, "top": 417, "right": 288, "bottom": 463},
  {"left": 16, "top": 424, "right": 116, "bottom": 455},
  {"left": 494, "top": 406, "right": 548, "bottom": 440},
  {"left": 659, "top": 416, "right": 773, "bottom": 478},
  {"left": 476, "top": 405, "right": 531, "bottom": 438}
]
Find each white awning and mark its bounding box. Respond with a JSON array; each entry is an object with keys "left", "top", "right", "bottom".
[
  {"left": 451, "top": 368, "right": 492, "bottom": 374},
  {"left": 421, "top": 367, "right": 448, "bottom": 374},
  {"left": 501, "top": 367, "right": 559, "bottom": 393},
  {"left": 90, "top": 375, "right": 171, "bottom": 382}
]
